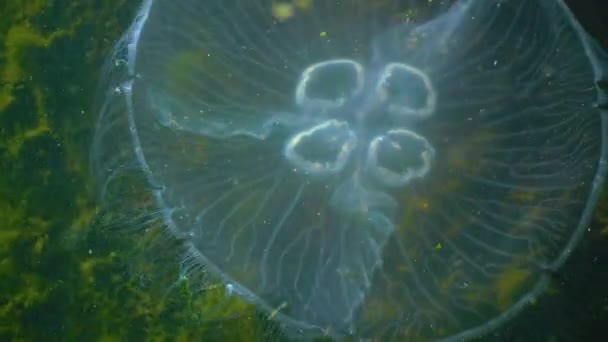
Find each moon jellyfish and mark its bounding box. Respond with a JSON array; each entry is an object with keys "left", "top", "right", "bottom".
[{"left": 92, "top": 0, "right": 608, "bottom": 340}]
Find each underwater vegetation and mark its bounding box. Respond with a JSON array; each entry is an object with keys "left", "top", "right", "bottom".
[{"left": 0, "top": 0, "right": 607, "bottom": 341}]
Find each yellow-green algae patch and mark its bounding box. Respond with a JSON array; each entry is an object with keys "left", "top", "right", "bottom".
[
  {"left": 495, "top": 267, "right": 531, "bottom": 311},
  {"left": 595, "top": 183, "right": 608, "bottom": 237},
  {"left": 0, "top": 9, "right": 75, "bottom": 113}
]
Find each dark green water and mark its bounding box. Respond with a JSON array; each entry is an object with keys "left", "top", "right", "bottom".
[{"left": 0, "top": 1, "right": 607, "bottom": 341}]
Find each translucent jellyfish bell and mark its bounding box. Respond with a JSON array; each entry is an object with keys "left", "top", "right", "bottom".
[{"left": 92, "top": 0, "right": 608, "bottom": 340}]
